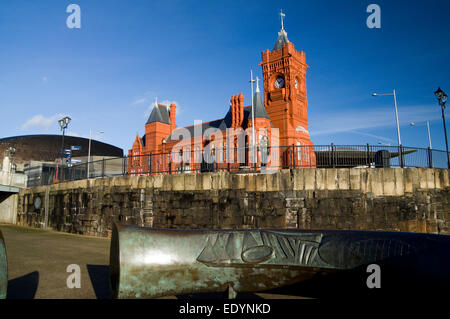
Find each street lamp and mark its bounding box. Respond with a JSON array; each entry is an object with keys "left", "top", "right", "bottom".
[
  {"left": 410, "top": 121, "right": 433, "bottom": 168},
  {"left": 409, "top": 121, "right": 432, "bottom": 149},
  {"left": 434, "top": 87, "right": 449, "bottom": 168},
  {"left": 372, "top": 90, "right": 403, "bottom": 167},
  {"left": 87, "top": 129, "right": 104, "bottom": 179},
  {"left": 58, "top": 116, "right": 71, "bottom": 181}
]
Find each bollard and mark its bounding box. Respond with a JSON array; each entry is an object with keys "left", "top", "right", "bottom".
[
  {"left": 110, "top": 224, "right": 450, "bottom": 299},
  {"left": 0, "top": 229, "right": 7, "bottom": 299}
]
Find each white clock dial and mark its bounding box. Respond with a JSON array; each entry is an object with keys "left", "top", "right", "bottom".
[{"left": 274, "top": 77, "right": 285, "bottom": 89}]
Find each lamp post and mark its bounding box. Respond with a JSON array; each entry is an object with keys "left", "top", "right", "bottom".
[
  {"left": 58, "top": 116, "right": 71, "bottom": 181},
  {"left": 372, "top": 90, "right": 403, "bottom": 167},
  {"left": 250, "top": 70, "right": 256, "bottom": 169},
  {"left": 410, "top": 121, "right": 433, "bottom": 168},
  {"left": 409, "top": 121, "right": 432, "bottom": 149},
  {"left": 434, "top": 87, "right": 449, "bottom": 169},
  {"left": 87, "top": 129, "right": 104, "bottom": 179}
]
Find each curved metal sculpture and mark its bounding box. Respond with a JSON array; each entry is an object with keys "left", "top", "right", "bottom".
[
  {"left": 110, "top": 224, "right": 450, "bottom": 299},
  {"left": 0, "top": 229, "right": 7, "bottom": 299}
]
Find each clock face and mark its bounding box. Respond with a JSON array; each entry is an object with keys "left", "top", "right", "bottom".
[
  {"left": 274, "top": 76, "right": 285, "bottom": 89},
  {"left": 295, "top": 78, "right": 298, "bottom": 89}
]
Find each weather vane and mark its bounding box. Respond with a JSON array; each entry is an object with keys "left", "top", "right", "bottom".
[{"left": 280, "top": 9, "right": 286, "bottom": 30}]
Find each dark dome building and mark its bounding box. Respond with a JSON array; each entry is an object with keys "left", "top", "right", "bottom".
[{"left": 0, "top": 134, "right": 123, "bottom": 170}]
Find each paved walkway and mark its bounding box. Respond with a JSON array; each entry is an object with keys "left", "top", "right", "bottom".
[{"left": 0, "top": 224, "right": 111, "bottom": 299}]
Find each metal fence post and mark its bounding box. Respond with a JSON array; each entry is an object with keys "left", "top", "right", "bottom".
[
  {"left": 427, "top": 147, "right": 433, "bottom": 169},
  {"left": 366, "top": 143, "right": 370, "bottom": 168},
  {"left": 101, "top": 158, "right": 105, "bottom": 178},
  {"left": 331, "top": 143, "right": 335, "bottom": 168},
  {"left": 399, "top": 146, "right": 404, "bottom": 168},
  {"left": 291, "top": 144, "right": 295, "bottom": 169}
]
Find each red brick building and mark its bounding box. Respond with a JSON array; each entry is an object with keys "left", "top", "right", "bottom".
[{"left": 129, "top": 15, "right": 315, "bottom": 175}]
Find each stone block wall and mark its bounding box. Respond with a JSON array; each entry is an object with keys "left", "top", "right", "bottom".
[{"left": 15, "top": 168, "right": 450, "bottom": 237}]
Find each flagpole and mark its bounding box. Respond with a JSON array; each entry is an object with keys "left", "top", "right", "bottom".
[{"left": 250, "top": 70, "right": 256, "bottom": 168}]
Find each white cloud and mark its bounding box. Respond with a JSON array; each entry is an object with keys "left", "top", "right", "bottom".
[
  {"left": 310, "top": 105, "right": 441, "bottom": 136},
  {"left": 131, "top": 98, "right": 147, "bottom": 105},
  {"left": 21, "top": 113, "right": 67, "bottom": 131},
  {"left": 349, "top": 130, "right": 396, "bottom": 144}
]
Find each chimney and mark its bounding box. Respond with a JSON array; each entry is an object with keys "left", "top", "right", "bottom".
[
  {"left": 238, "top": 93, "right": 244, "bottom": 127},
  {"left": 231, "top": 95, "right": 236, "bottom": 128},
  {"left": 169, "top": 103, "right": 177, "bottom": 131}
]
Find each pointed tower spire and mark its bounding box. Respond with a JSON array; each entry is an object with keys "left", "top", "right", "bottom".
[
  {"left": 249, "top": 76, "right": 270, "bottom": 120},
  {"left": 146, "top": 96, "right": 170, "bottom": 124},
  {"left": 273, "top": 9, "right": 289, "bottom": 51}
]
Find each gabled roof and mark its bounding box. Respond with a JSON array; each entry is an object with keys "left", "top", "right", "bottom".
[{"left": 146, "top": 104, "right": 171, "bottom": 125}]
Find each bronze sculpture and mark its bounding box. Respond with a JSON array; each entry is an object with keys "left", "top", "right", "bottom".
[{"left": 110, "top": 224, "right": 450, "bottom": 299}]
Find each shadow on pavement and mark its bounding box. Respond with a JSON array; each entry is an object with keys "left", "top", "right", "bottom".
[
  {"left": 87, "top": 264, "right": 111, "bottom": 299},
  {"left": 7, "top": 271, "right": 39, "bottom": 299}
]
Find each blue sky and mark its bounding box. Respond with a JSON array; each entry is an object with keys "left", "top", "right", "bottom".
[{"left": 0, "top": 0, "right": 449, "bottom": 153}]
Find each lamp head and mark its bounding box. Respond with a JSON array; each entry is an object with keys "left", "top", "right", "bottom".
[
  {"left": 58, "top": 116, "right": 71, "bottom": 130},
  {"left": 372, "top": 93, "right": 378, "bottom": 97},
  {"left": 434, "top": 87, "right": 444, "bottom": 99},
  {"left": 435, "top": 87, "right": 448, "bottom": 104}
]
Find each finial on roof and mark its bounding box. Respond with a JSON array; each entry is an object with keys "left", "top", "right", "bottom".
[
  {"left": 273, "top": 10, "right": 289, "bottom": 51},
  {"left": 255, "top": 76, "right": 260, "bottom": 93},
  {"left": 280, "top": 9, "right": 285, "bottom": 30}
]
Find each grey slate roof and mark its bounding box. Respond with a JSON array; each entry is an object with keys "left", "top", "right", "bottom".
[
  {"left": 248, "top": 90, "right": 270, "bottom": 120},
  {"left": 146, "top": 104, "right": 171, "bottom": 125},
  {"left": 273, "top": 29, "right": 289, "bottom": 51}
]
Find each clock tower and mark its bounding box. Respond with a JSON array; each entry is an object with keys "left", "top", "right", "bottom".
[{"left": 260, "top": 11, "right": 314, "bottom": 152}]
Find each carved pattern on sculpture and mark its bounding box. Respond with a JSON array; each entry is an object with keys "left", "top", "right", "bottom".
[{"left": 196, "top": 230, "right": 327, "bottom": 268}]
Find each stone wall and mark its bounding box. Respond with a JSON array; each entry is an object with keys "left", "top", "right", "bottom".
[
  {"left": 0, "top": 193, "right": 18, "bottom": 224},
  {"left": 16, "top": 168, "right": 450, "bottom": 237}
]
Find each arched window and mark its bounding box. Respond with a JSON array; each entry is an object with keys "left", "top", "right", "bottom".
[
  {"left": 296, "top": 142, "right": 302, "bottom": 162},
  {"left": 303, "top": 144, "right": 310, "bottom": 162},
  {"left": 184, "top": 147, "right": 190, "bottom": 163},
  {"left": 195, "top": 146, "right": 200, "bottom": 163},
  {"left": 223, "top": 143, "right": 227, "bottom": 163}
]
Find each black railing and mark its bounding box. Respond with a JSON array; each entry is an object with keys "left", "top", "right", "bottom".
[{"left": 24, "top": 145, "right": 449, "bottom": 187}]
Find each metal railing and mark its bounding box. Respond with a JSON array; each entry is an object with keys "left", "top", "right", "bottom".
[{"left": 24, "top": 144, "right": 449, "bottom": 187}]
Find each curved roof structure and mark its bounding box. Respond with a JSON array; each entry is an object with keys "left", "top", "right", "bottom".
[{"left": 0, "top": 134, "right": 123, "bottom": 164}]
